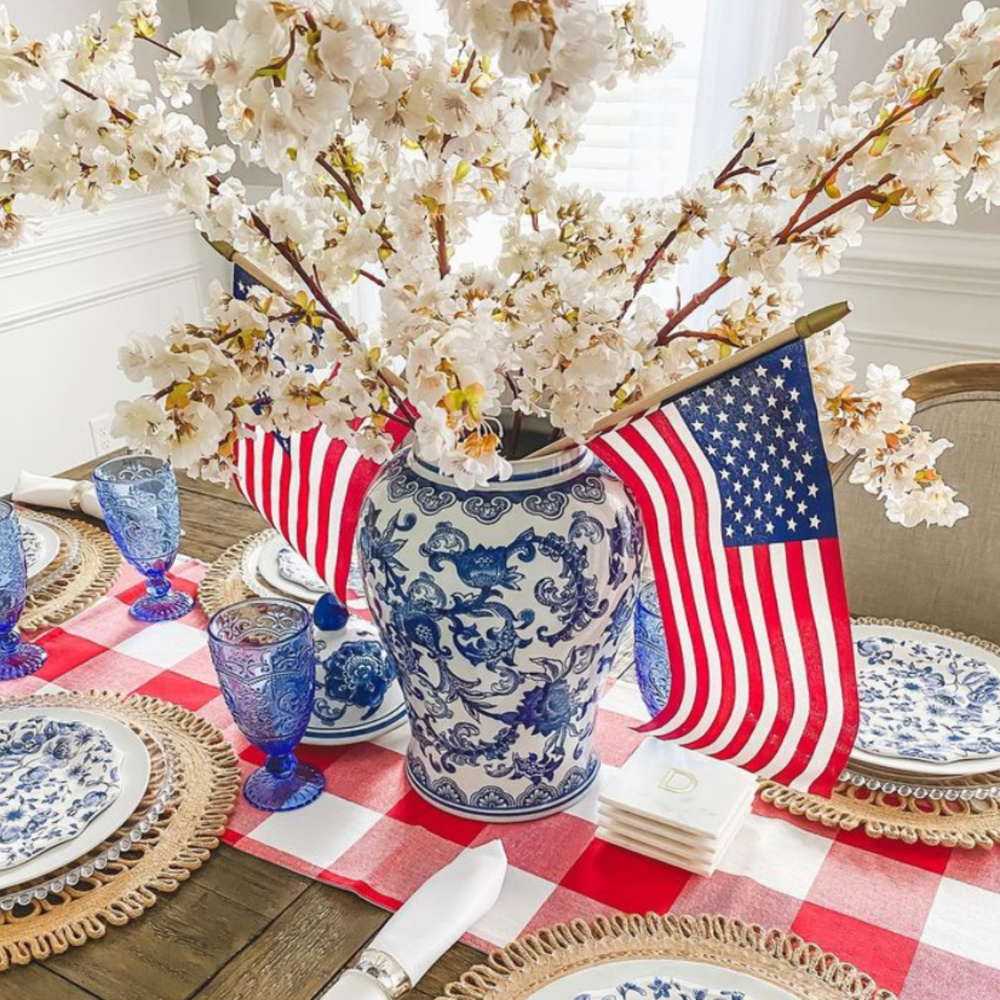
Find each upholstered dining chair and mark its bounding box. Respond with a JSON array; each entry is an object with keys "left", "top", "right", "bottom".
[{"left": 832, "top": 360, "right": 1000, "bottom": 645}]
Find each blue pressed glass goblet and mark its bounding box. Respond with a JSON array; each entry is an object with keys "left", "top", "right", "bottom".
[
  {"left": 633, "top": 582, "right": 672, "bottom": 719},
  {"left": 0, "top": 501, "right": 47, "bottom": 680},
  {"left": 208, "top": 599, "right": 324, "bottom": 811},
  {"left": 93, "top": 455, "right": 194, "bottom": 622}
]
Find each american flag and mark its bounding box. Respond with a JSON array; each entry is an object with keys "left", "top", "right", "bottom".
[
  {"left": 230, "top": 266, "right": 407, "bottom": 602},
  {"left": 589, "top": 339, "right": 857, "bottom": 796},
  {"left": 233, "top": 425, "right": 404, "bottom": 602}
]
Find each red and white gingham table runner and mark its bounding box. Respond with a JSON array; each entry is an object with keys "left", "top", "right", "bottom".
[{"left": 7, "top": 558, "right": 1000, "bottom": 998}]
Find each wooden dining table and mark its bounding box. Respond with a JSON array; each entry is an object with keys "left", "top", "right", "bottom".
[{"left": 0, "top": 456, "right": 482, "bottom": 1000}]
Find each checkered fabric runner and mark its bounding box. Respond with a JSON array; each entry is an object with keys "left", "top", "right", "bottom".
[{"left": 6, "top": 558, "right": 1000, "bottom": 998}]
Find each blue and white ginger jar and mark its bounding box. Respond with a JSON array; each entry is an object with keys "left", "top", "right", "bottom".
[{"left": 358, "top": 445, "right": 644, "bottom": 822}]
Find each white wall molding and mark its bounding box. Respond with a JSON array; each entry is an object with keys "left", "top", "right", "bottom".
[
  {"left": 846, "top": 325, "right": 1000, "bottom": 361},
  {"left": 1, "top": 263, "right": 205, "bottom": 335},
  {"left": 803, "top": 223, "right": 1000, "bottom": 376},
  {"left": 0, "top": 193, "right": 228, "bottom": 491},
  {"left": 1, "top": 195, "right": 193, "bottom": 280}
]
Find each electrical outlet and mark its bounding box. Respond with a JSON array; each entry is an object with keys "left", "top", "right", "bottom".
[{"left": 89, "top": 414, "right": 124, "bottom": 457}]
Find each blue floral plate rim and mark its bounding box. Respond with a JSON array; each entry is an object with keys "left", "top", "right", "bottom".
[{"left": 852, "top": 620, "right": 1000, "bottom": 778}]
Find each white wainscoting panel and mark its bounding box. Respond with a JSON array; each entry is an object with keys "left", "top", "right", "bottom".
[
  {"left": 802, "top": 225, "right": 1000, "bottom": 378},
  {"left": 0, "top": 196, "right": 229, "bottom": 492}
]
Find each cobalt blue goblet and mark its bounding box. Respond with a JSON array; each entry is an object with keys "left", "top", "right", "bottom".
[
  {"left": 633, "top": 581, "right": 672, "bottom": 719},
  {"left": 93, "top": 455, "right": 194, "bottom": 622},
  {"left": 208, "top": 599, "right": 324, "bottom": 811},
  {"left": 0, "top": 501, "right": 47, "bottom": 680}
]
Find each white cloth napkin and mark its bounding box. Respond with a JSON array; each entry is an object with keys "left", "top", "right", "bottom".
[
  {"left": 12, "top": 472, "right": 104, "bottom": 521},
  {"left": 576, "top": 977, "right": 750, "bottom": 1000},
  {"left": 320, "top": 841, "right": 508, "bottom": 998}
]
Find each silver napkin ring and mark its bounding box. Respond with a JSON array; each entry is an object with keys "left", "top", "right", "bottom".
[
  {"left": 68, "top": 481, "right": 87, "bottom": 513},
  {"left": 353, "top": 949, "right": 412, "bottom": 999}
]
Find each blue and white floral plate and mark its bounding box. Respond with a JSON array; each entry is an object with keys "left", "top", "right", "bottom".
[
  {"left": 0, "top": 709, "right": 151, "bottom": 888},
  {"left": 302, "top": 619, "right": 408, "bottom": 746},
  {"left": 854, "top": 623, "right": 1000, "bottom": 777},
  {"left": 573, "top": 975, "right": 749, "bottom": 999},
  {"left": 20, "top": 520, "right": 60, "bottom": 581},
  {"left": 0, "top": 715, "right": 124, "bottom": 871},
  {"left": 520, "top": 959, "right": 796, "bottom": 1000}
]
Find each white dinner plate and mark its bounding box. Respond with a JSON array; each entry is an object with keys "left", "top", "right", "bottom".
[
  {"left": 0, "top": 708, "right": 151, "bottom": 891},
  {"left": 523, "top": 958, "right": 801, "bottom": 1000},
  {"left": 852, "top": 624, "right": 1000, "bottom": 778},
  {"left": 22, "top": 521, "right": 60, "bottom": 581}
]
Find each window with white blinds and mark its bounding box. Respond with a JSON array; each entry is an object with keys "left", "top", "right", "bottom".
[{"left": 564, "top": 0, "right": 709, "bottom": 199}]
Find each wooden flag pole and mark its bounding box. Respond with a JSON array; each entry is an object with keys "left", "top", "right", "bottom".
[
  {"left": 526, "top": 300, "right": 853, "bottom": 460},
  {"left": 202, "top": 235, "right": 409, "bottom": 394}
]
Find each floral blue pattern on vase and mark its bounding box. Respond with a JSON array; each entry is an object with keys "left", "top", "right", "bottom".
[
  {"left": 358, "top": 446, "right": 643, "bottom": 822},
  {"left": 574, "top": 977, "right": 746, "bottom": 1000},
  {"left": 0, "top": 716, "right": 123, "bottom": 870},
  {"left": 0, "top": 501, "right": 47, "bottom": 680},
  {"left": 633, "top": 581, "right": 671, "bottom": 719},
  {"left": 855, "top": 625, "right": 1000, "bottom": 763},
  {"left": 93, "top": 456, "right": 194, "bottom": 622}
]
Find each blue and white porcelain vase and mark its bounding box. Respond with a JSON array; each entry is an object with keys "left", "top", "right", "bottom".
[{"left": 358, "top": 445, "right": 644, "bottom": 822}]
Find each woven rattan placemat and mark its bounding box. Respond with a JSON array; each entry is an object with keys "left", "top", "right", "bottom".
[
  {"left": 439, "top": 913, "right": 895, "bottom": 1000},
  {"left": 0, "top": 691, "right": 239, "bottom": 971}
]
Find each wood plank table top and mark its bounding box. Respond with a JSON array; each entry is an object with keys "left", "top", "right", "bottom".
[{"left": 0, "top": 457, "right": 483, "bottom": 1000}]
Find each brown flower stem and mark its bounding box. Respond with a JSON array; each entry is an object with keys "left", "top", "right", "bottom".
[
  {"left": 376, "top": 407, "right": 415, "bottom": 432},
  {"left": 60, "top": 79, "right": 135, "bottom": 123},
  {"left": 779, "top": 94, "right": 932, "bottom": 239},
  {"left": 659, "top": 329, "right": 735, "bottom": 347},
  {"left": 812, "top": 12, "right": 846, "bottom": 57},
  {"left": 434, "top": 214, "right": 450, "bottom": 278},
  {"left": 317, "top": 156, "right": 366, "bottom": 214},
  {"left": 358, "top": 268, "right": 386, "bottom": 287},
  {"left": 461, "top": 49, "right": 477, "bottom": 85},
  {"left": 137, "top": 34, "right": 181, "bottom": 58},
  {"left": 787, "top": 174, "right": 893, "bottom": 237},
  {"left": 654, "top": 273, "right": 731, "bottom": 345}
]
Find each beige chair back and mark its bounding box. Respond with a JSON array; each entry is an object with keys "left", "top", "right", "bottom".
[{"left": 832, "top": 361, "right": 1000, "bottom": 645}]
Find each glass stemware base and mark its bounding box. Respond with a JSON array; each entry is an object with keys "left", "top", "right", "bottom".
[
  {"left": 243, "top": 754, "right": 324, "bottom": 811},
  {"left": 130, "top": 587, "right": 194, "bottom": 623},
  {"left": 0, "top": 639, "right": 47, "bottom": 681}
]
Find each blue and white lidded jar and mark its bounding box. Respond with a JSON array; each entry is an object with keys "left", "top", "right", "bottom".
[{"left": 358, "top": 445, "right": 644, "bottom": 822}]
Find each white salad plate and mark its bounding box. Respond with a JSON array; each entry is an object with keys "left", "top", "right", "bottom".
[
  {"left": 258, "top": 533, "right": 329, "bottom": 603},
  {"left": 241, "top": 533, "right": 322, "bottom": 605},
  {"left": 0, "top": 708, "right": 151, "bottom": 890},
  {"left": 853, "top": 624, "right": 1000, "bottom": 778},
  {"left": 21, "top": 521, "right": 60, "bottom": 581},
  {"left": 523, "top": 958, "right": 799, "bottom": 1000}
]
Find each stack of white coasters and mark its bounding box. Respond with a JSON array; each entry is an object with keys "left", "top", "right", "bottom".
[{"left": 596, "top": 739, "right": 757, "bottom": 876}]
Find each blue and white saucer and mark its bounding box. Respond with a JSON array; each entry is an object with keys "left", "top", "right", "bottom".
[
  {"left": 854, "top": 623, "right": 1000, "bottom": 777},
  {"left": 302, "top": 618, "right": 408, "bottom": 746}
]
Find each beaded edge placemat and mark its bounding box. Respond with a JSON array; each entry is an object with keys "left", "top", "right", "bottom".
[
  {"left": 763, "top": 618, "right": 1000, "bottom": 849},
  {"left": 0, "top": 691, "right": 239, "bottom": 971},
  {"left": 439, "top": 913, "right": 895, "bottom": 1000},
  {"left": 20, "top": 511, "right": 122, "bottom": 633}
]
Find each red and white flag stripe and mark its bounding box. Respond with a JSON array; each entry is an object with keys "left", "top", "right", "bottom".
[{"left": 232, "top": 420, "right": 407, "bottom": 602}]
